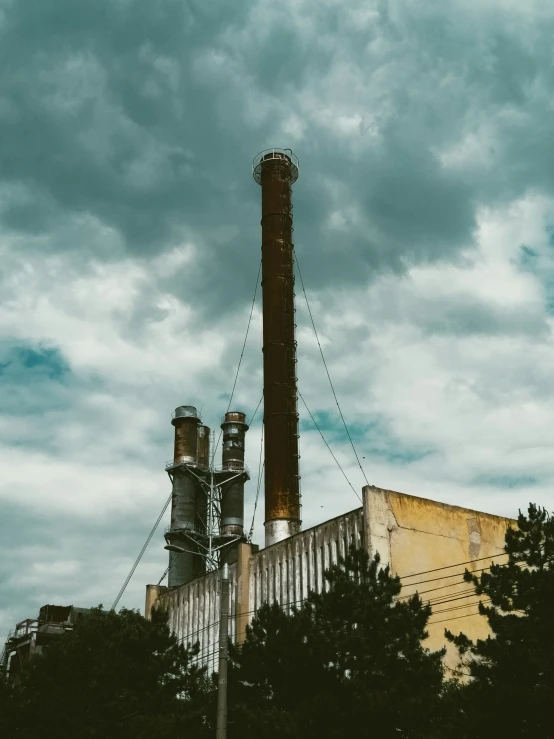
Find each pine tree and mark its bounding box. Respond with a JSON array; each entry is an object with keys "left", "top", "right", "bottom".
[
  {"left": 446, "top": 503, "right": 554, "bottom": 738},
  {"left": 229, "top": 547, "right": 444, "bottom": 739},
  {"left": 0, "top": 606, "right": 214, "bottom": 739}
]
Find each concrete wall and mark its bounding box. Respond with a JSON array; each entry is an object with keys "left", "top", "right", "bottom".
[
  {"left": 149, "top": 544, "right": 252, "bottom": 675},
  {"left": 147, "top": 487, "right": 514, "bottom": 676},
  {"left": 364, "top": 485, "right": 513, "bottom": 670},
  {"left": 249, "top": 508, "right": 364, "bottom": 612}
]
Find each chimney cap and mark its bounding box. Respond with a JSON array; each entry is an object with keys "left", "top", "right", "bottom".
[
  {"left": 172, "top": 405, "right": 200, "bottom": 424},
  {"left": 253, "top": 148, "right": 299, "bottom": 185},
  {"left": 221, "top": 410, "right": 249, "bottom": 429}
]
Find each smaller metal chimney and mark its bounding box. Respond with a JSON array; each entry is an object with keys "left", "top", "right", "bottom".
[
  {"left": 220, "top": 411, "right": 249, "bottom": 538},
  {"left": 173, "top": 405, "right": 200, "bottom": 465},
  {"left": 165, "top": 406, "right": 200, "bottom": 587},
  {"left": 197, "top": 425, "right": 210, "bottom": 470},
  {"left": 194, "top": 424, "right": 210, "bottom": 572}
]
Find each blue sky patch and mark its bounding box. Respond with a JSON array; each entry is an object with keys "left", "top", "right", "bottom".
[
  {"left": 300, "top": 409, "right": 434, "bottom": 466},
  {"left": 0, "top": 344, "right": 69, "bottom": 381},
  {"left": 474, "top": 474, "right": 537, "bottom": 489}
]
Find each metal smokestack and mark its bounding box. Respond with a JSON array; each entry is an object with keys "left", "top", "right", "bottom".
[
  {"left": 253, "top": 149, "right": 301, "bottom": 547},
  {"left": 197, "top": 425, "right": 211, "bottom": 471},
  {"left": 173, "top": 406, "right": 199, "bottom": 465},
  {"left": 165, "top": 405, "right": 199, "bottom": 587},
  {"left": 195, "top": 424, "right": 210, "bottom": 574},
  {"left": 220, "top": 411, "right": 249, "bottom": 537}
]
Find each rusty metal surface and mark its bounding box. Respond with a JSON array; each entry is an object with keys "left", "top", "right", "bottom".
[
  {"left": 220, "top": 411, "right": 249, "bottom": 536},
  {"left": 38, "top": 604, "right": 72, "bottom": 624},
  {"left": 197, "top": 424, "right": 210, "bottom": 469},
  {"left": 167, "top": 407, "right": 202, "bottom": 586},
  {"left": 255, "top": 151, "right": 301, "bottom": 537},
  {"left": 172, "top": 410, "right": 199, "bottom": 465},
  {"left": 173, "top": 405, "right": 200, "bottom": 420}
]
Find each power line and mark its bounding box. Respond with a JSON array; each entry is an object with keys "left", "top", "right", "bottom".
[
  {"left": 211, "top": 259, "right": 262, "bottom": 466},
  {"left": 396, "top": 564, "right": 500, "bottom": 588},
  {"left": 176, "top": 585, "right": 500, "bottom": 653},
  {"left": 399, "top": 552, "right": 508, "bottom": 581},
  {"left": 426, "top": 590, "right": 484, "bottom": 608},
  {"left": 295, "top": 253, "right": 370, "bottom": 489},
  {"left": 431, "top": 599, "right": 492, "bottom": 617},
  {"left": 397, "top": 579, "right": 480, "bottom": 601},
  {"left": 248, "top": 422, "right": 264, "bottom": 542},
  {"left": 428, "top": 609, "right": 486, "bottom": 627},
  {"left": 171, "top": 553, "right": 516, "bottom": 650},
  {"left": 298, "top": 389, "right": 361, "bottom": 504},
  {"left": 248, "top": 393, "right": 264, "bottom": 428},
  {"left": 111, "top": 491, "right": 173, "bottom": 612}
]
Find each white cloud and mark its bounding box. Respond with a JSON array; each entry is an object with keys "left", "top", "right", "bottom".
[{"left": 2, "top": 0, "right": 554, "bottom": 642}]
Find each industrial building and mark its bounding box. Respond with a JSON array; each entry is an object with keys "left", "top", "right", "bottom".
[
  {"left": 1, "top": 605, "right": 90, "bottom": 684},
  {"left": 145, "top": 148, "right": 514, "bottom": 673}
]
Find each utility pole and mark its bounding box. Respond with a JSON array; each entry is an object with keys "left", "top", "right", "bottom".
[{"left": 216, "top": 563, "right": 229, "bottom": 739}]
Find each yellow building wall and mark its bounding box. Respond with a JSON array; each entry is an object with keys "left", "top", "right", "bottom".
[{"left": 363, "top": 485, "right": 514, "bottom": 673}]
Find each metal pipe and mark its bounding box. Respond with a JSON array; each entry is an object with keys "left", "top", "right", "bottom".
[
  {"left": 220, "top": 411, "right": 248, "bottom": 537},
  {"left": 173, "top": 405, "right": 199, "bottom": 465},
  {"left": 165, "top": 406, "right": 200, "bottom": 587},
  {"left": 194, "top": 423, "right": 210, "bottom": 578},
  {"left": 216, "top": 563, "right": 229, "bottom": 739},
  {"left": 253, "top": 149, "right": 301, "bottom": 547},
  {"left": 197, "top": 424, "right": 210, "bottom": 470}
]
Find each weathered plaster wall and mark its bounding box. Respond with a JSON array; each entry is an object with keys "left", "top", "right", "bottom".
[
  {"left": 363, "top": 485, "right": 514, "bottom": 671},
  {"left": 151, "top": 565, "right": 231, "bottom": 674},
  {"left": 249, "top": 508, "right": 364, "bottom": 612},
  {"left": 146, "top": 487, "right": 514, "bottom": 677},
  {"left": 149, "top": 543, "right": 253, "bottom": 673}
]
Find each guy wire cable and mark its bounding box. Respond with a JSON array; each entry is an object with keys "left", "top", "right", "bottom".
[
  {"left": 294, "top": 252, "right": 370, "bottom": 488},
  {"left": 248, "top": 422, "right": 265, "bottom": 542},
  {"left": 298, "top": 389, "right": 361, "bottom": 503},
  {"left": 111, "top": 490, "right": 173, "bottom": 611},
  {"left": 211, "top": 258, "right": 262, "bottom": 466}
]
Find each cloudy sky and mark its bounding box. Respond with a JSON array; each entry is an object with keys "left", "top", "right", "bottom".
[{"left": 2, "top": 0, "right": 554, "bottom": 638}]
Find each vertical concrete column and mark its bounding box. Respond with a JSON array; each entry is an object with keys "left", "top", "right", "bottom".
[
  {"left": 144, "top": 584, "right": 168, "bottom": 620},
  {"left": 234, "top": 542, "right": 252, "bottom": 645}
]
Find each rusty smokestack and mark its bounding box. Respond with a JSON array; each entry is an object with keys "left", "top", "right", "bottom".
[
  {"left": 220, "top": 411, "right": 249, "bottom": 538},
  {"left": 194, "top": 424, "right": 210, "bottom": 575},
  {"left": 197, "top": 424, "right": 210, "bottom": 471},
  {"left": 253, "top": 149, "right": 301, "bottom": 547},
  {"left": 165, "top": 405, "right": 200, "bottom": 587}
]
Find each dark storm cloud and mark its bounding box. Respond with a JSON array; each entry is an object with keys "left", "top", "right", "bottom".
[
  {"left": 3, "top": 0, "right": 554, "bottom": 638},
  {"left": 2, "top": 0, "right": 554, "bottom": 323},
  {"left": 0, "top": 0, "right": 250, "bottom": 248}
]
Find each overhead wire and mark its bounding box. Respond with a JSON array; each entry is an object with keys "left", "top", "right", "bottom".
[
  {"left": 295, "top": 253, "right": 370, "bottom": 489},
  {"left": 111, "top": 491, "right": 173, "bottom": 611},
  {"left": 248, "top": 421, "right": 264, "bottom": 542},
  {"left": 396, "top": 564, "right": 504, "bottom": 588},
  {"left": 177, "top": 593, "right": 494, "bottom": 656},
  {"left": 174, "top": 553, "right": 518, "bottom": 648},
  {"left": 211, "top": 258, "right": 262, "bottom": 466},
  {"left": 158, "top": 551, "right": 176, "bottom": 586},
  {"left": 298, "top": 389, "right": 361, "bottom": 504},
  {"left": 399, "top": 552, "right": 509, "bottom": 581},
  {"left": 397, "top": 579, "right": 481, "bottom": 601},
  {"left": 159, "top": 265, "right": 262, "bottom": 588},
  {"left": 430, "top": 599, "right": 492, "bottom": 617},
  {"left": 428, "top": 609, "right": 486, "bottom": 627},
  {"left": 248, "top": 393, "right": 264, "bottom": 428}
]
